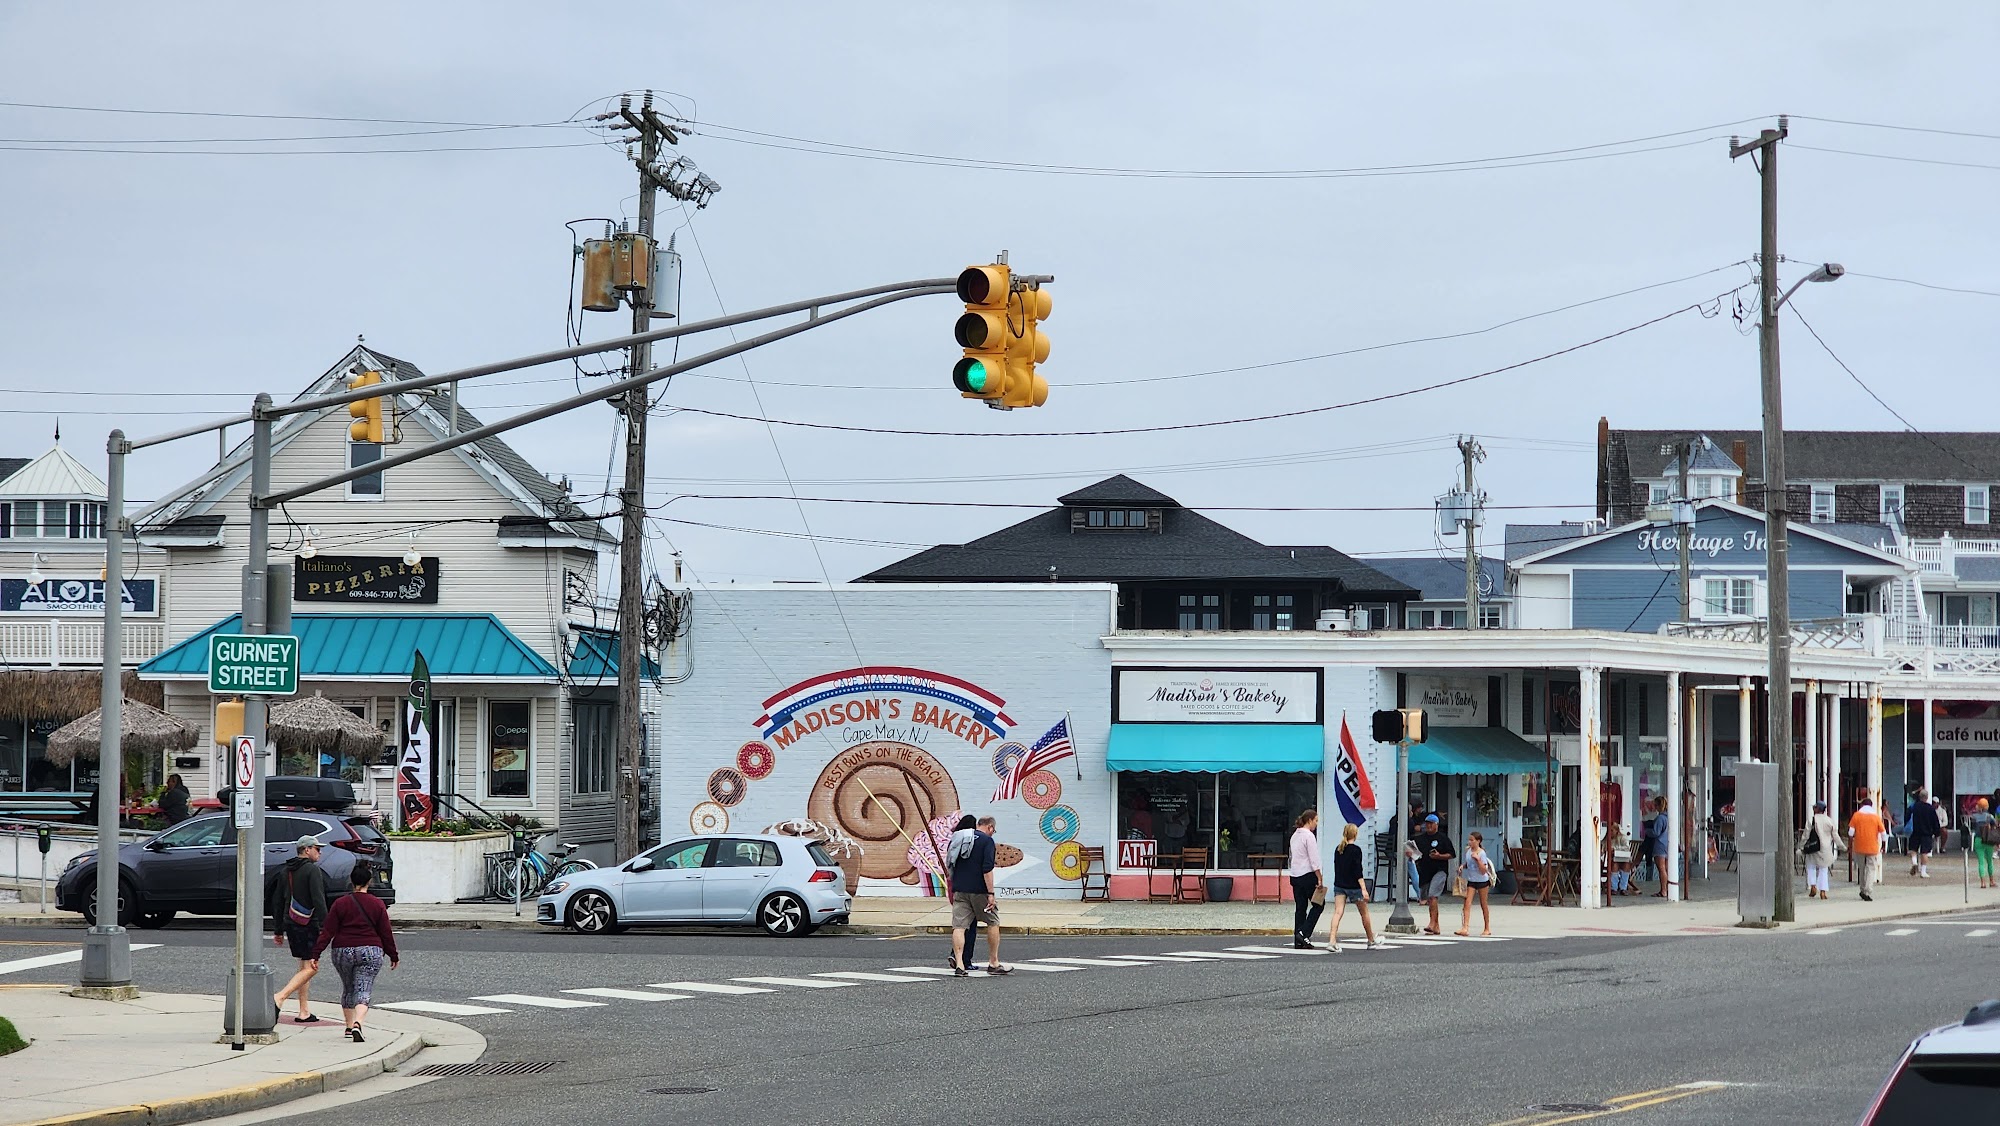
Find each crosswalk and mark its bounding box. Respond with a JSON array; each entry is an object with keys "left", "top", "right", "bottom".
[
  {"left": 375, "top": 934, "right": 1532, "bottom": 1023},
  {"left": 0, "top": 943, "right": 162, "bottom": 976},
  {"left": 1808, "top": 922, "right": 2000, "bottom": 939}
]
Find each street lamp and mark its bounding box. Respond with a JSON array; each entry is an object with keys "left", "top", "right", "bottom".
[{"left": 1776, "top": 262, "right": 1845, "bottom": 312}]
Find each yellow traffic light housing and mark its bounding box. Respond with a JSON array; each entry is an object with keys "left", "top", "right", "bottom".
[
  {"left": 213, "top": 699, "right": 244, "bottom": 747},
  {"left": 1002, "top": 284, "right": 1051, "bottom": 409},
  {"left": 347, "top": 369, "right": 386, "bottom": 444},
  {"left": 952, "top": 263, "right": 1011, "bottom": 402}
]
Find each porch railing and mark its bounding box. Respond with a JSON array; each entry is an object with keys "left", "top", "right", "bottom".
[
  {"left": 1658, "top": 615, "right": 1876, "bottom": 651},
  {"left": 0, "top": 619, "right": 166, "bottom": 667}
]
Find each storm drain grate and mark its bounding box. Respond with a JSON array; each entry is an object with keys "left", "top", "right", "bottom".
[
  {"left": 411, "top": 1062, "right": 559, "bottom": 1078},
  {"left": 1527, "top": 1105, "right": 1612, "bottom": 1114},
  {"left": 649, "top": 1087, "right": 716, "bottom": 1095}
]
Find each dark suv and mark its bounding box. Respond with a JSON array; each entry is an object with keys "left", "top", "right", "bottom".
[{"left": 55, "top": 806, "right": 394, "bottom": 928}]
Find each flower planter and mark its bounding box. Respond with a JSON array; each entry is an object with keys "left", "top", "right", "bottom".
[{"left": 383, "top": 831, "right": 512, "bottom": 903}]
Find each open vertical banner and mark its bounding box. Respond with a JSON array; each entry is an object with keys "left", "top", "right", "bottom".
[{"left": 399, "top": 650, "right": 434, "bottom": 830}]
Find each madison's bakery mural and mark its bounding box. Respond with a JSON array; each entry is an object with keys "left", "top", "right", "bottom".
[{"left": 687, "top": 665, "right": 1088, "bottom": 897}]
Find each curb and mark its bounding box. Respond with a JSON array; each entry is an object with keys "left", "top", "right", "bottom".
[{"left": 16, "top": 1030, "right": 426, "bottom": 1126}]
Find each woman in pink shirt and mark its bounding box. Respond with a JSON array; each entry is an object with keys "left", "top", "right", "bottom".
[{"left": 1287, "top": 808, "right": 1326, "bottom": 949}]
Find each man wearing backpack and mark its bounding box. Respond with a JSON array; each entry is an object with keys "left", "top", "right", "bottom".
[
  {"left": 1800, "top": 800, "right": 1842, "bottom": 900},
  {"left": 272, "top": 836, "right": 330, "bottom": 1023}
]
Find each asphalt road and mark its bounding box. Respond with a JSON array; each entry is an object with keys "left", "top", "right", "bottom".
[{"left": 6, "top": 913, "right": 1996, "bottom": 1125}]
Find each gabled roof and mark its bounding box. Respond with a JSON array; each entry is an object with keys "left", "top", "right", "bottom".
[
  {"left": 1661, "top": 436, "right": 1743, "bottom": 478},
  {"left": 858, "top": 476, "right": 1415, "bottom": 593},
  {"left": 1511, "top": 498, "right": 1915, "bottom": 570},
  {"left": 1366, "top": 556, "right": 1508, "bottom": 601},
  {"left": 1503, "top": 523, "right": 1596, "bottom": 561},
  {"left": 1056, "top": 475, "right": 1180, "bottom": 507},
  {"left": 140, "top": 612, "right": 559, "bottom": 680},
  {"left": 136, "top": 345, "right": 613, "bottom": 545},
  {"left": 1615, "top": 428, "right": 2000, "bottom": 483},
  {"left": 0, "top": 445, "right": 105, "bottom": 499},
  {"left": 0, "top": 458, "right": 29, "bottom": 485},
  {"left": 567, "top": 625, "right": 660, "bottom": 681}
]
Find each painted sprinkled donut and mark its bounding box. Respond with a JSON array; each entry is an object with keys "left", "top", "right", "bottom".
[
  {"left": 689, "top": 801, "right": 728, "bottom": 834},
  {"left": 737, "top": 741, "right": 775, "bottom": 780},
  {"left": 991, "top": 742, "right": 1028, "bottom": 779},
  {"left": 1039, "top": 804, "right": 1079, "bottom": 844},
  {"left": 1021, "top": 770, "right": 1062, "bottom": 811},
  {"left": 707, "top": 767, "right": 747, "bottom": 807},
  {"left": 1050, "top": 841, "right": 1085, "bottom": 881}
]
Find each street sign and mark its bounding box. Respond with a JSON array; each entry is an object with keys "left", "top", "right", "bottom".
[
  {"left": 232, "top": 735, "right": 256, "bottom": 828},
  {"left": 207, "top": 634, "right": 299, "bottom": 696}
]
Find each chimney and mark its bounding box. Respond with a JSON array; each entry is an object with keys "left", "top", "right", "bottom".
[
  {"left": 1731, "top": 439, "right": 1749, "bottom": 504},
  {"left": 1595, "top": 416, "right": 1611, "bottom": 522}
]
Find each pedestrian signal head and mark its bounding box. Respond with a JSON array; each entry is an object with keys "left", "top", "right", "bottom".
[{"left": 346, "top": 369, "right": 386, "bottom": 444}]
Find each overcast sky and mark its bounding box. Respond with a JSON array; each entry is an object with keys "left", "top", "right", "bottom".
[{"left": 4, "top": 4, "right": 1998, "bottom": 589}]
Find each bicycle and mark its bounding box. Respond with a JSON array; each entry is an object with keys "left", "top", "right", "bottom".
[{"left": 491, "top": 840, "right": 597, "bottom": 901}]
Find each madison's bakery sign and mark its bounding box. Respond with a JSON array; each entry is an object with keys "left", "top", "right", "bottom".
[
  {"left": 295, "top": 555, "right": 440, "bottom": 603},
  {"left": 1114, "top": 667, "right": 1323, "bottom": 724}
]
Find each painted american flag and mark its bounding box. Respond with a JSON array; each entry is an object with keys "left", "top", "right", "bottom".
[{"left": 992, "top": 716, "right": 1076, "bottom": 801}]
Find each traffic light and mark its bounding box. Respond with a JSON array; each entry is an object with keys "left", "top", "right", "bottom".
[
  {"left": 347, "top": 369, "right": 386, "bottom": 444},
  {"left": 1003, "top": 283, "right": 1050, "bottom": 409},
  {"left": 952, "top": 263, "right": 1010, "bottom": 402},
  {"left": 1371, "top": 708, "right": 1429, "bottom": 744}
]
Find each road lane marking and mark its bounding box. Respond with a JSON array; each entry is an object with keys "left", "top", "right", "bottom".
[
  {"left": 1486, "top": 1081, "right": 1733, "bottom": 1126},
  {"left": 880, "top": 963, "right": 1079, "bottom": 975},
  {"left": 812, "top": 971, "right": 937, "bottom": 983},
  {"left": 1032, "top": 957, "right": 1146, "bottom": 968},
  {"left": 1101, "top": 954, "right": 1207, "bottom": 963},
  {"left": 563, "top": 987, "right": 690, "bottom": 1001},
  {"left": 1229, "top": 945, "right": 1330, "bottom": 956},
  {"left": 1886, "top": 928, "right": 1918, "bottom": 936},
  {"left": 1806, "top": 928, "right": 1841, "bottom": 935},
  {"left": 733, "top": 976, "right": 857, "bottom": 989},
  {"left": 0, "top": 943, "right": 160, "bottom": 976},
  {"left": 651, "top": 981, "right": 774, "bottom": 994},
  {"left": 1162, "top": 950, "right": 1281, "bottom": 960},
  {"left": 379, "top": 1000, "right": 513, "bottom": 1016},
  {"left": 471, "top": 993, "right": 607, "bottom": 1008},
  {"left": 1969, "top": 929, "right": 1995, "bottom": 938}
]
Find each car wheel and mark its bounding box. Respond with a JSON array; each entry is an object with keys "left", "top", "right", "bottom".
[
  {"left": 80, "top": 880, "right": 139, "bottom": 928},
  {"left": 568, "top": 891, "right": 623, "bottom": 935},
  {"left": 758, "top": 892, "right": 810, "bottom": 937},
  {"left": 135, "top": 909, "right": 176, "bottom": 929}
]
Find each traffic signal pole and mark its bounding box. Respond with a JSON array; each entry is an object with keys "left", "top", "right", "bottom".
[
  {"left": 229, "top": 396, "right": 276, "bottom": 1047},
  {"left": 77, "top": 431, "right": 132, "bottom": 998},
  {"left": 1386, "top": 737, "right": 1416, "bottom": 934}
]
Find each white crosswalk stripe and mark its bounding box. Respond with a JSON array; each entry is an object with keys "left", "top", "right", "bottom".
[
  {"left": 1229, "top": 945, "right": 1329, "bottom": 956},
  {"left": 813, "top": 971, "right": 937, "bottom": 983},
  {"left": 1033, "top": 956, "right": 1148, "bottom": 968},
  {"left": 1970, "top": 929, "right": 1996, "bottom": 938},
  {"left": 0, "top": 943, "right": 162, "bottom": 976},
  {"left": 563, "top": 987, "right": 690, "bottom": 1001},
  {"left": 1886, "top": 928, "right": 1919, "bottom": 936},
  {"left": 652, "top": 981, "right": 776, "bottom": 994},
  {"left": 379, "top": 1000, "right": 515, "bottom": 1016},
  {"left": 1163, "top": 950, "right": 1280, "bottom": 960},
  {"left": 1100, "top": 954, "right": 1208, "bottom": 963},
  {"left": 733, "top": 975, "right": 858, "bottom": 989},
  {"left": 471, "top": 993, "right": 606, "bottom": 1008}
]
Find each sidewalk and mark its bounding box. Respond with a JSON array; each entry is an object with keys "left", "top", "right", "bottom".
[
  {"left": 6, "top": 860, "right": 1991, "bottom": 938},
  {"left": 0, "top": 988, "right": 467, "bottom": 1126}
]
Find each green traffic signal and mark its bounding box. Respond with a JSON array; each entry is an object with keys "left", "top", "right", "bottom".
[{"left": 953, "top": 356, "right": 999, "bottom": 394}]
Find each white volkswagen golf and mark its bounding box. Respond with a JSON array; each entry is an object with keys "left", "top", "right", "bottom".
[{"left": 537, "top": 834, "right": 853, "bottom": 937}]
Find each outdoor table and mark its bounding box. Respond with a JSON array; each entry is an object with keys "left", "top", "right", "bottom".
[{"left": 1247, "top": 853, "right": 1287, "bottom": 902}]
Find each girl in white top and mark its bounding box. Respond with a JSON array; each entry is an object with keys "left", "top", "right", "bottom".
[
  {"left": 1287, "top": 809, "right": 1326, "bottom": 949},
  {"left": 1455, "top": 831, "right": 1495, "bottom": 937}
]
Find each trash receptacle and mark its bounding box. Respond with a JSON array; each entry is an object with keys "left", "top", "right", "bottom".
[
  {"left": 1206, "top": 876, "right": 1235, "bottom": 902},
  {"left": 1494, "top": 870, "right": 1517, "bottom": 897}
]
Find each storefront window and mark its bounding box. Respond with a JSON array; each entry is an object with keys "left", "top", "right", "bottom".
[
  {"left": 1117, "top": 771, "right": 1318, "bottom": 868},
  {"left": 25, "top": 718, "right": 66, "bottom": 791},
  {"left": 487, "top": 699, "right": 531, "bottom": 798}
]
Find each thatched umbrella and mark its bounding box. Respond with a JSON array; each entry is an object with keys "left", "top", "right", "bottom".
[
  {"left": 267, "top": 692, "right": 384, "bottom": 761},
  {"left": 44, "top": 698, "right": 199, "bottom": 766}
]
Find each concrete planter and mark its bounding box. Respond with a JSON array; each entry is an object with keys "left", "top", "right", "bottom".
[{"left": 384, "top": 831, "right": 511, "bottom": 903}]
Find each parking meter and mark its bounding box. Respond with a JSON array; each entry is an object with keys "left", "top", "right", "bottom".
[{"left": 36, "top": 826, "right": 50, "bottom": 854}]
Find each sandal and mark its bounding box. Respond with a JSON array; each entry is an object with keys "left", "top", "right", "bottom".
[
  {"left": 1453, "top": 930, "right": 1469, "bottom": 937},
  {"left": 986, "top": 964, "right": 1013, "bottom": 975},
  {"left": 293, "top": 1014, "right": 319, "bottom": 1024}
]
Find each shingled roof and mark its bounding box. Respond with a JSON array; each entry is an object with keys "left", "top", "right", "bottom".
[{"left": 857, "top": 476, "right": 1414, "bottom": 595}]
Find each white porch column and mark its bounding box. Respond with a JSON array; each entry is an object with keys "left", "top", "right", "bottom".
[
  {"left": 1738, "top": 676, "right": 1754, "bottom": 763},
  {"left": 1923, "top": 696, "right": 1935, "bottom": 799},
  {"left": 1579, "top": 665, "right": 1604, "bottom": 909},
  {"left": 1803, "top": 680, "right": 1819, "bottom": 823},
  {"left": 1665, "top": 671, "right": 1683, "bottom": 902},
  {"left": 1867, "top": 684, "right": 1884, "bottom": 807},
  {"left": 1829, "top": 686, "right": 1845, "bottom": 810}
]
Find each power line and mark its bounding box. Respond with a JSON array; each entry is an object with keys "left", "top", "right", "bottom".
[
  {"left": 1789, "top": 144, "right": 2000, "bottom": 173},
  {"left": 1787, "top": 114, "right": 2000, "bottom": 144},
  {"left": 649, "top": 493, "right": 1600, "bottom": 513},
  {"left": 660, "top": 289, "right": 1740, "bottom": 439},
  {"left": 0, "top": 99, "right": 548, "bottom": 127},
  {"left": 1848, "top": 272, "right": 2000, "bottom": 300},
  {"left": 1785, "top": 301, "right": 1991, "bottom": 479},
  {"left": 0, "top": 139, "right": 607, "bottom": 156}
]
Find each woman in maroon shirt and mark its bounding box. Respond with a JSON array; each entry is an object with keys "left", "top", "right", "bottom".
[{"left": 309, "top": 862, "right": 399, "bottom": 1042}]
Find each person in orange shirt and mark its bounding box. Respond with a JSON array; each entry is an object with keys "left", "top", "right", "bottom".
[{"left": 1848, "top": 793, "right": 1887, "bottom": 901}]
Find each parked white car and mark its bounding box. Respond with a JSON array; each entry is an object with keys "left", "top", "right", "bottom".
[{"left": 537, "top": 834, "right": 852, "bottom": 937}]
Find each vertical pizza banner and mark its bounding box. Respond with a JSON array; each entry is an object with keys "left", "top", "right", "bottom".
[{"left": 685, "top": 666, "right": 1086, "bottom": 896}]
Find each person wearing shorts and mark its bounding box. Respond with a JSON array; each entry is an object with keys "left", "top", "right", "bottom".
[
  {"left": 271, "top": 836, "right": 327, "bottom": 1023},
  {"left": 1326, "top": 822, "right": 1383, "bottom": 951},
  {"left": 1456, "top": 830, "right": 1495, "bottom": 937},
  {"left": 1411, "top": 814, "right": 1456, "bottom": 935},
  {"left": 947, "top": 815, "right": 1009, "bottom": 977}
]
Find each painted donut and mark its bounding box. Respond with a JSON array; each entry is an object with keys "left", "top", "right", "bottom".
[
  {"left": 737, "top": 741, "right": 775, "bottom": 780},
  {"left": 991, "top": 742, "right": 1028, "bottom": 779},
  {"left": 1050, "top": 840, "right": 1085, "bottom": 881},
  {"left": 1021, "top": 770, "right": 1062, "bottom": 811},
  {"left": 1039, "top": 804, "right": 1079, "bottom": 844},
  {"left": 707, "top": 767, "right": 747, "bottom": 807},
  {"left": 689, "top": 801, "right": 728, "bottom": 834}
]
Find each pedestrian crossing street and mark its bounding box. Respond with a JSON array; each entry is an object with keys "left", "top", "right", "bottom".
[{"left": 376, "top": 934, "right": 1534, "bottom": 1020}]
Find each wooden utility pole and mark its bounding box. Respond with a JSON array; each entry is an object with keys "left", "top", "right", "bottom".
[{"left": 1459, "top": 435, "right": 1485, "bottom": 629}]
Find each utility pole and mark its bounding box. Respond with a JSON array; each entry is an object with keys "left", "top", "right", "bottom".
[
  {"left": 1731, "top": 117, "right": 1795, "bottom": 924},
  {"left": 615, "top": 93, "right": 663, "bottom": 864},
  {"left": 1678, "top": 437, "right": 1693, "bottom": 623},
  {"left": 1459, "top": 436, "right": 1485, "bottom": 629}
]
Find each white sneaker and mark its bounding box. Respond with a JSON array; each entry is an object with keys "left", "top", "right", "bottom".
[
  {"left": 1367, "top": 939, "right": 1388, "bottom": 949},
  {"left": 1330, "top": 940, "right": 1343, "bottom": 952}
]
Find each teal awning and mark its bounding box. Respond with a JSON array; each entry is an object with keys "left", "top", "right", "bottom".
[
  {"left": 139, "top": 613, "right": 559, "bottom": 680},
  {"left": 1407, "top": 726, "right": 1549, "bottom": 776},
  {"left": 1108, "top": 723, "right": 1323, "bottom": 773},
  {"left": 568, "top": 626, "right": 660, "bottom": 681}
]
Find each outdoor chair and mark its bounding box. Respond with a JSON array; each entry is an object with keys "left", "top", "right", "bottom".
[
  {"left": 1175, "top": 847, "right": 1210, "bottom": 902},
  {"left": 1079, "top": 846, "right": 1109, "bottom": 901}
]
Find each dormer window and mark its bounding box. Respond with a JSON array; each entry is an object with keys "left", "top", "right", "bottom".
[
  {"left": 1079, "top": 508, "right": 1151, "bottom": 530},
  {"left": 0, "top": 500, "right": 104, "bottom": 540}
]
